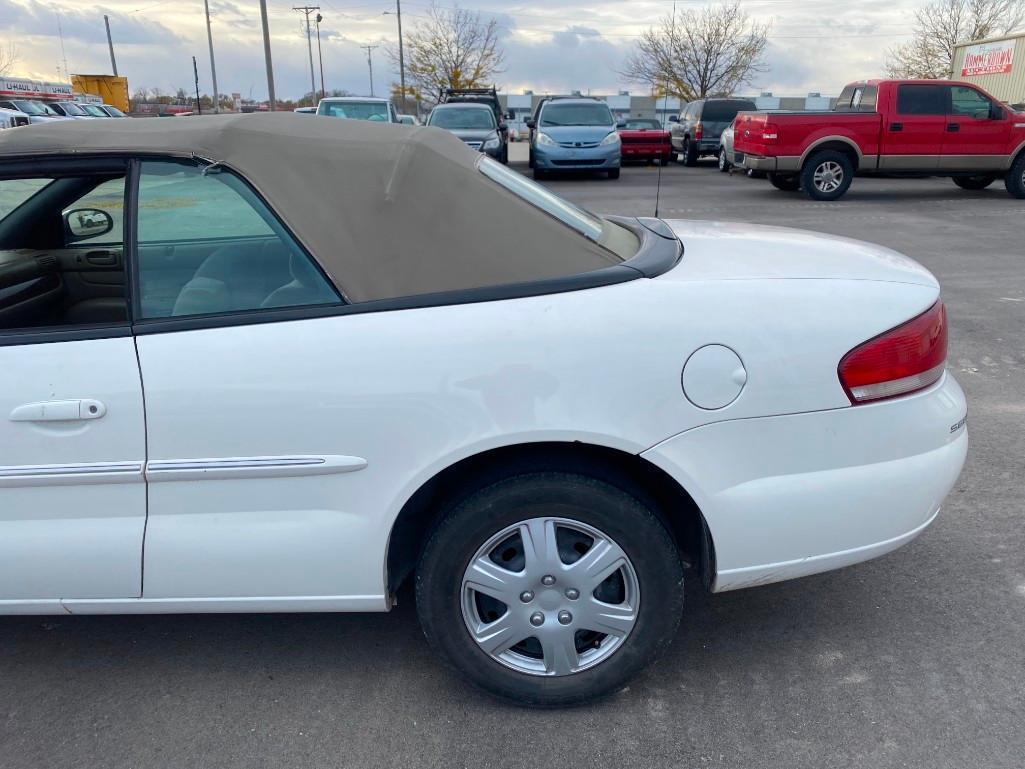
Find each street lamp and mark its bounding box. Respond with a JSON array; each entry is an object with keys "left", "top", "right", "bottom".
[{"left": 382, "top": 1, "right": 406, "bottom": 114}]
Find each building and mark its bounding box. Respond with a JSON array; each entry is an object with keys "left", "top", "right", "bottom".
[
  {"left": 951, "top": 33, "right": 1025, "bottom": 107},
  {"left": 499, "top": 90, "right": 838, "bottom": 133}
]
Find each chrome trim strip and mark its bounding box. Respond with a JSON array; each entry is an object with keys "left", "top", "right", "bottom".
[
  {"left": 145, "top": 454, "right": 368, "bottom": 482},
  {"left": 0, "top": 461, "right": 143, "bottom": 487}
]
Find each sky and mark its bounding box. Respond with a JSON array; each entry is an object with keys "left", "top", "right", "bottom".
[{"left": 1, "top": 0, "right": 925, "bottom": 101}]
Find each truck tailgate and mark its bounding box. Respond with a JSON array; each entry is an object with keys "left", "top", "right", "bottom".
[{"left": 733, "top": 111, "right": 883, "bottom": 164}]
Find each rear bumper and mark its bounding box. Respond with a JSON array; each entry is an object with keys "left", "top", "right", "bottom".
[
  {"left": 534, "top": 143, "right": 620, "bottom": 170},
  {"left": 622, "top": 143, "right": 671, "bottom": 158},
  {"left": 738, "top": 154, "right": 800, "bottom": 173},
  {"left": 642, "top": 372, "right": 968, "bottom": 592}
]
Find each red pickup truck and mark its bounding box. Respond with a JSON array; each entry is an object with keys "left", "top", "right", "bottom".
[{"left": 733, "top": 79, "right": 1025, "bottom": 200}]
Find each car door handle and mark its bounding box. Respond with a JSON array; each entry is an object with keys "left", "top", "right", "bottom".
[
  {"left": 889, "top": 122, "right": 903, "bottom": 132},
  {"left": 947, "top": 123, "right": 960, "bottom": 132},
  {"left": 10, "top": 399, "right": 107, "bottom": 422}
]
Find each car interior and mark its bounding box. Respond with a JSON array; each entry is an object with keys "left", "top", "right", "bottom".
[
  {"left": 0, "top": 174, "right": 129, "bottom": 330},
  {"left": 0, "top": 166, "right": 341, "bottom": 332}
]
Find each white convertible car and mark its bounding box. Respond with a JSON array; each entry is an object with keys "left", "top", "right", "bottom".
[{"left": 0, "top": 115, "right": 966, "bottom": 706}]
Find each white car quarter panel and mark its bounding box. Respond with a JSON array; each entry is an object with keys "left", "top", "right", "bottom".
[
  {"left": 0, "top": 337, "right": 146, "bottom": 600},
  {"left": 135, "top": 262, "right": 940, "bottom": 603},
  {"left": 643, "top": 373, "right": 968, "bottom": 591}
]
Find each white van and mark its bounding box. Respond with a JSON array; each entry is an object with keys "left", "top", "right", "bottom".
[{"left": 316, "top": 96, "right": 398, "bottom": 123}]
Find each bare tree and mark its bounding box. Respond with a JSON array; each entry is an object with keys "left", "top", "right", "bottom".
[
  {"left": 887, "top": 0, "right": 1025, "bottom": 79},
  {"left": 0, "top": 42, "right": 17, "bottom": 76},
  {"left": 387, "top": 3, "right": 504, "bottom": 104},
  {"left": 620, "top": 1, "right": 769, "bottom": 102}
]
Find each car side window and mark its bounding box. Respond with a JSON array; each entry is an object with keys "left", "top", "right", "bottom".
[
  {"left": 949, "top": 86, "right": 994, "bottom": 118},
  {"left": 0, "top": 172, "right": 129, "bottom": 332},
  {"left": 896, "top": 85, "right": 947, "bottom": 115},
  {"left": 135, "top": 161, "right": 341, "bottom": 320}
]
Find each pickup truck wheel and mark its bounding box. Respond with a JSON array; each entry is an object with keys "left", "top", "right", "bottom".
[
  {"left": 953, "top": 174, "right": 997, "bottom": 190},
  {"left": 801, "top": 151, "right": 853, "bottom": 201},
  {"left": 718, "top": 149, "right": 731, "bottom": 173},
  {"left": 683, "top": 139, "right": 698, "bottom": 167},
  {"left": 768, "top": 172, "right": 800, "bottom": 191},
  {"left": 415, "top": 472, "right": 684, "bottom": 707},
  {"left": 1005, "top": 153, "right": 1025, "bottom": 199}
]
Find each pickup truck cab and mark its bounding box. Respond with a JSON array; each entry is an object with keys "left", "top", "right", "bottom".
[{"left": 733, "top": 79, "right": 1025, "bottom": 200}]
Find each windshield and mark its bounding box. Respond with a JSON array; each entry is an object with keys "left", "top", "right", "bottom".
[
  {"left": 318, "top": 100, "right": 391, "bottom": 121},
  {"left": 429, "top": 107, "right": 495, "bottom": 130},
  {"left": 702, "top": 101, "right": 756, "bottom": 121},
  {"left": 478, "top": 156, "right": 603, "bottom": 240},
  {"left": 623, "top": 119, "right": 660, "bottom": 129},
  {"left": 82, "top": 105, "right": 108, "bottom": 117},
  {"left": 12, "top": 100, "right": 53, "bottom": 116},
  {"left": 104, "top": 106, "right": 126, "bottom": 117},
  {"left": 540, "top": 103, "right": 613, "bottom": 127},
  {"left": 57, "top": 102, "right": 88, "bottom": 116}
]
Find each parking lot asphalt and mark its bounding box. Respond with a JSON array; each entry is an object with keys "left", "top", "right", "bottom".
[{"left": 2, "top": 155, "right": 1023, "bottom": 769}]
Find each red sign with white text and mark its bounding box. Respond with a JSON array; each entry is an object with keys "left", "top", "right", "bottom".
[{"left": 961, "top": 41, "right": 1015, "bottom": 76}]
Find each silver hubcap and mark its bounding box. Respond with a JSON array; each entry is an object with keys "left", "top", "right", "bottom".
[
  {"left": 813, "top": 161, "right": 844, "bottom": 192},
  {"left": 460, "top": 517, "right": 640, "bottom": 677}
]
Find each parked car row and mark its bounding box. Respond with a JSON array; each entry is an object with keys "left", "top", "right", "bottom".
[{"left": 0, "top": 98, "right": 127, "bottom": 125}]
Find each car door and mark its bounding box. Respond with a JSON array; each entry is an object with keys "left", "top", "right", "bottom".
[
  {"left": 880, "top": 83, "right": 947, "bottom": 170},
  {"left": 129, "top": 159, "right": 376, "bottom": 606},
  {"left": 0, "top": 159, "right": 146, "bottom": 604},
  {"left": 941, "top": 85, "right": 1011, "bottom": 171}
]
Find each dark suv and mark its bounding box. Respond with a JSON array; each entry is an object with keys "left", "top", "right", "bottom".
[{"left": 670, "top": 97, "right": 756, "bottom": 166}]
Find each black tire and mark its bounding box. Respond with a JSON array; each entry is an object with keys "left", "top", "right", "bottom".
[
  {"left": 683, "top": 138, "right": 698, "bottom": 167},
  {"left": 500, "top": 145, "right": 509, "bottom": 165},
  {"left": 528, "top": 148, "right": 535, "bottom": 169},
  {"left": 800, "top": 150, "right": 854, "bottom": 201},
  {"left": 718, "top": 148, "right": 731, "bottom": 173},
  {"left": 416, "top": 472, "right": 684, "bottom": 708},
  {"left": 1004, "top": 153, "right": 1025, "bottom": 199},
  {"left": 532, "top": 167, "right": 545, "bottom": 180},
  {"left": 659, "top": 156, "right": 670, "bottom": 167},
  {"left": 607, "top": 167, "right": 621, "bottom": 180},
  {"left": 952, "top": 174, "right": 996, "bottom": 190},
  {"left": 768, "top": 172, "right": 801, "bottom": 191}
]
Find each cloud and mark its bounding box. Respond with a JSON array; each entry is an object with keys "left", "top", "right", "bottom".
[
  {"left": 0, "top": 0, "right": 181, "bottom": 45},
  {"left": 551, "top": 25, "right": 602, "bottom": 48}
]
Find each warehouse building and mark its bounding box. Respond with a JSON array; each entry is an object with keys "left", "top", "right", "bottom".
[{"left": 951, "top": 32, "right": 1025, "bottom": 107}]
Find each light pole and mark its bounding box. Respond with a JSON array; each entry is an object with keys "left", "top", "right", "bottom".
[
  {"left": 259, "top": 0, "right": 276, "bottom": 110},
  {"left": 104, "top": 15, "right": 118, "bottom": 76},
  {"left": 315, "top": 12, "right": 325, "bottom": 99},
  {"left": 361, "top": 44, "right": 378, "bottom": 97},
  {"left": 383, "top": 1, "right": 406, "bottom": 112},
  {"left": 203, "top": 0, "right": 220, "bottom": 112}
]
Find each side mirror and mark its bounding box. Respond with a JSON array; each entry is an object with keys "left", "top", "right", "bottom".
[
  {"left": 990, "top": 105, "right": 1005, "bottom": 120},
  {"left": 525, "top": 118, "right": 536, "bottom": 129},
  {"left": 499, "top": 122, "right": 508, "bottom": 132},
  {"left": 64, "top": 208, "right": 114, "bottom": 242},
  {"left": 669, "top": 115, "right": 680, "bottom": 123}
]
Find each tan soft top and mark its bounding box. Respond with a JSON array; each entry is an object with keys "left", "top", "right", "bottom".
[{"left": 0, "top": 113, "right": 621, "bottom": 302}]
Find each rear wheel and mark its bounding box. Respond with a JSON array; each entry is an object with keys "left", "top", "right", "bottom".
[
  {"left": 718, "top": 148, "right": 731, "bottom": 173},
  {"left": 608, "top": 168, "right": 621, "bottom": 180},
  {"left": 953, "top": 174, "right": 996, "bottom": 190},
  {"left": 768, "top": 172, "right": 800, "bottom": 191},
  {"left": 416, "top": 473, "right": 684, "bottom": 707},
  {"left": 1004, "top": 153, "right": 1025, "bottom": 199},
  {"left": 683, "top": 138, "right": 698, "bottom": 167},
  {"left": 801, "top": 150, "right": 854, "bottom": 201}
]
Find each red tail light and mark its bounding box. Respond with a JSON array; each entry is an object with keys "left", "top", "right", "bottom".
[
  {"left": 838, "top": 301, "right": 947, "bottom": 404},
  {"left": 694, "top": 122, "right": 703, "bottom": 140},
  {"left": 761, "top": 123, "right": 779, "bottom": 142}
]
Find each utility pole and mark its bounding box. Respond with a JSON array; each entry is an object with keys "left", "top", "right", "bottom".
[
  {"left": 384, "top": 1, "right": 406, "bottom": 112},
  {"left": 203, "top": 0, "right": 220, "bottom": 112},
  {"left": 315, "top": 12, "right": 325, "bottom": 99},
  {"left": 56, "top": 10, "right": 70, "bottom": 83},
  {"left": 104, "top": 15, "right": 118, "bottom": 76},
  {"left": 361, "top": 44, "right": 378, "bottom": 97},
  {"left": 193, "top": 56, "right": 202, "bottom": 115},
  {"left": 293, "top": 6, "right": 320, "bottom": 104},
  {"left": 259, "top": 0, "right": 276, "bottom": 110}
]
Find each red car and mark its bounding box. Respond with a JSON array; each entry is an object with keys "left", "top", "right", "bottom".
[
  {"left": 617, "top": 118, "right": 672, "bottom": 165},
  {"left": 733, "top": 79, "right": 1025, "bottom": 200}
]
